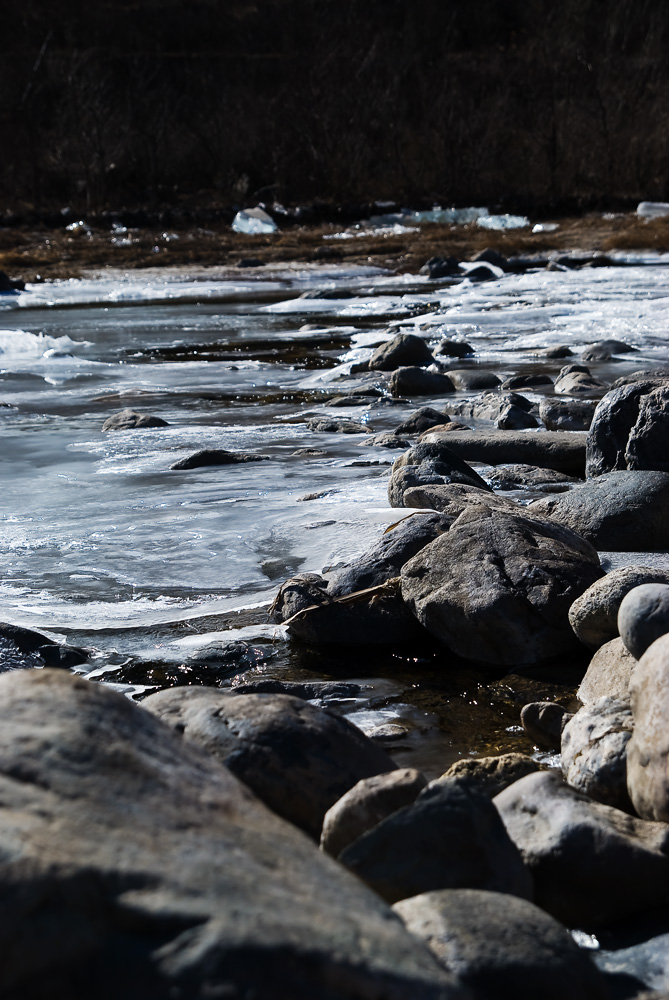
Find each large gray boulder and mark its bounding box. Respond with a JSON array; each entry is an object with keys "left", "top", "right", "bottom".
[
  {"left": 530, "top": 471, "right": 669, "bottom": 550},
  {"left": 0, "top": 670, "right": 462, "bottom": 1000},
  {"left": 578, "top": 637, "right": 637, "bottom": 704},
  {"left": 569, "top": 567, "right": 669, "bottom": 650},
  {"left": 338, "top": 777, "right": 532, "bottom": 904},
  {"left": 561, "top": 696, "right": 634, "bottom": 811},
  {"left": 401, "top": 483, "right": 519, "bottom": 517},
  {"left": 320, "top": 768, "right": 428, "bottom": 857},
  {"left": 394, "top": 889, "right": 608, "bottom": 1000},
  {"left": 388, "top": 441, "right": 491, "bottom": 506},
  {"left": 143, "top": 687, "right": 397, "bottom": 839},
  {"left": 627, "top": 633, "right": 669, "bottom": 822},
  {"left": 401, "top": 507, "right": 602, "bottom": 666},
  {"left": 586, "top": 379, "right": 669, "bottom": 477},
  {"left": 494, "top": 770, "right": 669, "bottom": 926},
  {"left": 618, "top": 583, "right": 669, "bottom": 659},
  {"left": 369, "top": 333, "right": 435, "bottom": 371},
  {"left": 418, "top": 429, "right": 587, "bottom": 476}
]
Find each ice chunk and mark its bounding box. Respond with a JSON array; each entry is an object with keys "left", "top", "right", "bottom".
[
  {"left": 477, "top": 214, "right": 530, "bottom": 230},
  {"left": 637, "top": 201, "right": 669, "bottom": 219},
  {"left": 532, "top": 223, "right": 559, "bottom": 233},
  {"left": 232, "top": 207, "right": 278, "bottom": 234}
]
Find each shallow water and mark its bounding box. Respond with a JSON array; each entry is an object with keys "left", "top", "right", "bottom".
[{"left": 2, "top": 257, "right": 668, "bottom": 775}]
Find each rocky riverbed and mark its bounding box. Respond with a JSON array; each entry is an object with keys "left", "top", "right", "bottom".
[{"left": 2, "top": 241, "right": 669, "bottom": 996}]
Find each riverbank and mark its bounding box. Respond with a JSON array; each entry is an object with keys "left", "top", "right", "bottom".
[{"left": 2, "top": 211, "right": 669, "bottom": 282}]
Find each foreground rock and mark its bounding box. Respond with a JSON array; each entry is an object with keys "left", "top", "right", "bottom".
[
  {"left": 578, "top": 637, "right": 637, "bottom": 704},
  {"left": 339, "top": 777, "right": 532, "bottom": 904},
  {"left": 320, "top": 768, "right": 428, "bottom": 857},
  {"left": 561, "top": 697, "right": 634, "bottom": 811},
  {"left": 171, "top": 447, "right": 270, "bottom": 469},
  {"left": 618, "top": 583, "right": 669, "bottom": 659},
  {"left": 394, "top": 890, "right": 608, "bottom": 1000},
  {"left": 586, "top": 378, "right": 669, "bottom": 477},
  {"left": 569, "top": 567, "right": 669, "bottom": 649},
  {"left": 530, "top": 470, "right": 669, "bottom": 550},
  {"left": 401, "top": 508, "right": 602, "bottom": 666},
  {"left": 144, "top": 686, "right": 396, "bottom": 839},
  {"left": 494, "top": 770, "right": 669, "bottom": 926},
  {"left": 418, "top": 429, "right": 587, "bottom": 476},
  {"left": 0, "top": 670, "right": 461, "bottom": 1000},
  {"left": 627, "top": 634, "right": 669, "bottom": 822},
  {"left": 102, "top": 407, "right": 169, "bottom": 430}
]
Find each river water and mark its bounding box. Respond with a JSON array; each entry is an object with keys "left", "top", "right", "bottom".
[{"left": 1, "top": 256, "right": 668, "bottom": 775}]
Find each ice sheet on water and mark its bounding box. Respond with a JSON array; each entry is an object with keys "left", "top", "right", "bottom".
[
  {"left": 476, "top": 214, "right": 530, "bottom": 230},
  {"left": 0, "top": 329, "right": 92, "bottom": 366}
]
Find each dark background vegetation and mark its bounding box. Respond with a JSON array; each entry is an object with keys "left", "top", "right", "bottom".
[{"left": 2, "top": 0, "right": 669, "bottom": 217}]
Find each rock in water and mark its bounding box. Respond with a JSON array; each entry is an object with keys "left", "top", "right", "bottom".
[
  {"left": 143, "top": 687, "right": 397, "bottom": 839},
  {"left": 618, "top": 583, "right": 669, "bottom": 659},
  {"left": 627, "top": 633, "right": 669, "bottom": 821},
  {"left": 393, "top": 889, "right": 608, "bottom": 1000},
  {"left": 171, "top": 447, "right": 269, "bottom": 469},
  {"left": 401, "top": 508, "right": 602, "bottom": 666},
  {"left": 0, "top": 670, "right": 462, "bottom": 1000},
  {"left": 338, "top": 777, "right": 532, "bottom": 904},
  {"left": 389, "top": 367, "right": 456, "bottom": 397},
  {"left": 102, "top": 408, "right": 169, "bottom": 430},
  {"left": 494, "top": 770, "right": 669, "bottom": 926},
  {"left": 369, "top": 333, "right": 435, "bottom": 371}
]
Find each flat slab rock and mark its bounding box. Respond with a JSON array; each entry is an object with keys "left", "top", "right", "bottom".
[
  {"left": 0, "top": 670, "right": 460, "bottom": 1000},
  {"left": 401, "top": 507, "right": 603, "bottom": 666},
  {"left": 418, "top": 430, "right": 587, "bottom": 476}
]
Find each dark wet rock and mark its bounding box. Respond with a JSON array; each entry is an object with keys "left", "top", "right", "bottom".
[
  {"left": 464, "top": 263, "right": 500, "bottom": 281},
  {"left": 618, "top": 583, "right": 669, "bottom": 659},
  {"left": 530, "top": 470, "right": 669, "bottom": 550},
  {"left": 497, "top": 403, "right": 539, "bottom": 430},
  {"left": 581, "top": 339, "right": 637, "bottom": 362},
  {"left": 401, "top": 482, "right": 519, "bottom": 516},
  {"left": 578, "top": 637, "right": 637, "bottom": 705},
  {"left": 328, "top": 511, "right": 453, "bottom": 596},
  {"left": 389, "top": 367, "right": 456, "bottom": 397},
  {"left": 102, "top": 408, "right": 169, "bottom": 431},
  {"left": 394, "top": 406, "right": 451, "bottom": 436},
  {"left": 144, "top": 686, "right": 397, "bottom": 840},
  {"left": 271, "top": 573, "right": 425, "bottom": 645},
  {"left": 501, "top": 373, "right": 554, "bottom": 390},
  {"left": 418, "top": 429, "right": 587, "bottom": 476},
  {"left": 231, "top": 679, "right": 364, "bottom": 700},
  {"left": 237, "top": 256, "right": 264, "bottom": 267},
  {"left": 437, "top": 753, "right": 545, "bottom": 799},
  {"left": 586, "top": 379, "right": 669, "bottom": 477},
  {"left": 420, "top": 256, "right": 462, "bottom": 278},
  {"left": 533, "top": 344, "right": 574, "bottom": 359},
  {"left": 306, "top": 416, "right": 370, "bottom": 434},
  {"left": 339, "top": 777, "right": 532, "bottom": 904},
  {"left": 391, "top": 441, "right": 491, "bottom": 498},
  {"left": 521, "top": 701, "right": 572, "bottom": 751},
  {"left": 419, "top": 421, "right": 471, "bottom": 434},
  {"left": 437, "top": 339, "right": 474, "bottom": 358},
  {"left": 38, "top": 643, "right": 89, "bottom": 668},
  {"left": 186, "top": 639, "right": 273, "bottom": 672},
  {"left": 592, "top": 908, "right": 669, "bottom": 998},
  {"left": 488, "top": 463, "right": 575, "bottom": 491},
  {"left": 494, "top": 769, "right": 669, "bottom": 926},
  {"left": 292, "top": 447, "right": 328, "bottom": 456},
  {"left": 369, "top": 723, "right": 410, "bottom": 741},
  {"left": 171, "top": 447, "right": 270, "bottom": 469},
  {"left": 394, "top": 889, "right": 608, "bottom": 1000},
  {"left": 443, "top": 369, "right": 501, "bottom": 391},
  {"left": 554, "top": 364, "right": 609, "bottom": 397},
  {"left": 628, "top": 634, "right": 669, "bottom": 822},
  {"left": 471, "top": 247, "right": 508, "bottom": 269},
  {"left": 369, "top": 333, "right": 435, "bottom": 372},
  {"left": 366, "top": 431, "right": 412, "bottom": 447},
  {"left": 0, "top": 671, "right": 458, "bottom": 1000},
  {"left": 388, "top": 466, "right": 453, "bottom": 507},
  {"left": 561, "top": 696, "right": 634, "bottom": 811},
  {"left": 450, "top": 390, "right": 533, "bottom": 421},
  {"left": 401, "top": 507, "right": 602, "bottom": 666},
  {"left": 569, "top": 567, "right": 669, "bottom": 650},
  {"left": 0, "top": 270, "right": 25, "bottom": 291},
  {"left": 321, "top": 768, "right": 428, "bottom": 857},
  {"left": 540, "top": 397, "right": 598, "bottom": 431},
  {"left": 610, "top": 367, "right": 669, "bottom": 390},
  {"left": 0, "top": 622, "right": 86, "bottom": 672},
  {"left": 324, "top": 394, "right": 378, "bottom": 407}
]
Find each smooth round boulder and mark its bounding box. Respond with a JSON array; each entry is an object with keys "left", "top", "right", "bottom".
[
  {"left": 393, "top": 889, "right": 608, "bottom": 1000},
  {"left": 443, "top": 369, "right": 501, "bottom": 391},
  {"left": 618, "top": 583, "right": 669, "bottom": 659},
  {"left": 561, "top": 696, "right": 634, "bottom": 811},
  {"left": 530, "top": 471, "right": 669, "bottom": 550},
  {"left": 339, "top": 777, "right": 532, "bottom": 904},
  {"left": 143, "top": 687, "right": 397, "bottom": 840},
  {"left": 627, "top": 633, "right": 669, "bottom": 821},
  {"left": 521, "top": 701, "right": 572, "bottom": 751},
  {"left": 437, "top": 339, "right": 474, "bottom": 358},
  {"left": 554, "top": 365, "right": 608, "bottom": 397},
  {"left": 578, "top": 637, "right": 637, "bottom": 704},
  {"left": 401, "top": 507, "right": 603, "bottom": 666},
  {"left": 102, "top": 408, "right": 168, "bottom": 431},
  {"left": 394, "top": 406, "right": 451, "bottom": 436},
  {"left": 320, "top": 768, "right": 428, "bottom": 857},
  {"left": 389, "top": 367, "right": 456, "bottom": 397},
  {"left": 569, "top": 567, "right": 669, "bottom": 650},
  {"left": 369, "top": 333, "right": 435, "bottom": 371}
]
